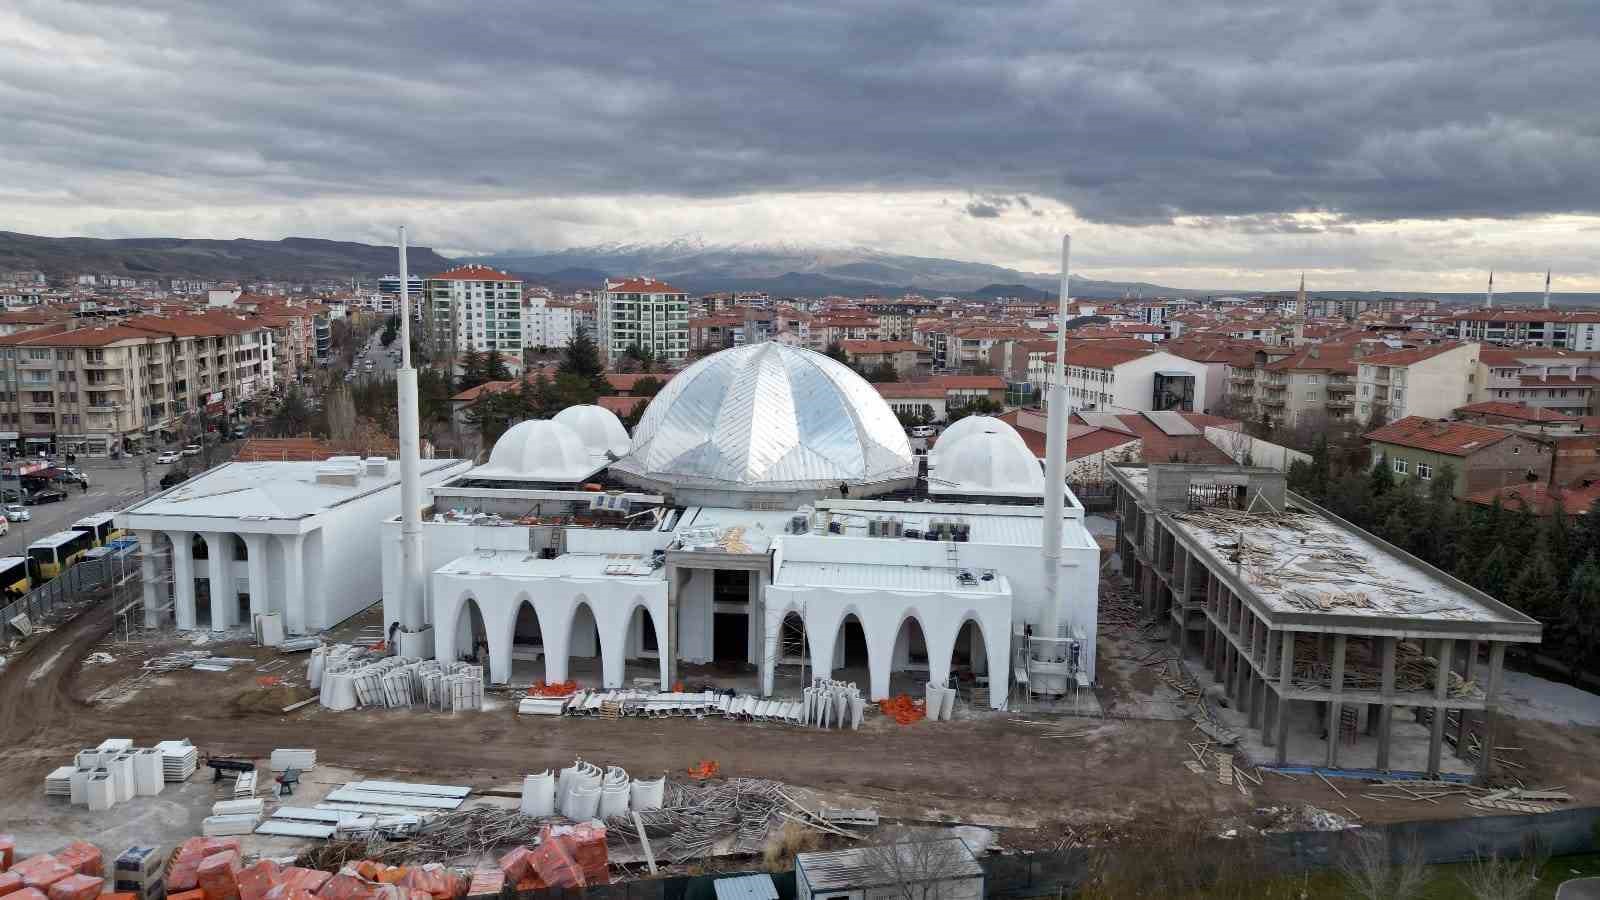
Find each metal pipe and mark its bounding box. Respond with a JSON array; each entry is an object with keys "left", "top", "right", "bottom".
[
  {"left": 1039, "top": 234, "right": 1070, "bottom": 644},
  {"left": 397, "top": 226, "right": 426, "bottom": 631},
  {"left": 1544, "top": 269, "right": 1551, "bottom": 310}
]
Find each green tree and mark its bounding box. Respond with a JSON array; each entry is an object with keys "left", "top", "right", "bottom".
[
  {"left": 1309, "top": 432, "right": 1332, "bottom": 499},
  {"left": 1547, "top": 503, "right": 1574, "bottom": 591},
  {"left": 825, "top": 341, "right": 850, "bottom": 364},
  {"left": 484, "top": 351, "right": 512, "bottom": 383},
  {"left": 465, "top": 389, "right": 517, "bottom": 447},
  {"left": 1473, "top": 544, "right": 1511, "bottom": 601},
  {"left": 1368, "top": 452, "right": 1395, "bottom": 497},
  {"left": 1561, "top": 553, "right": 1600, "bottom": 670},
  {"left": 632, "top": 376, "right": 665, "bottom": 399},
  {"left": 622, "top": 343, "right": 658, "bottom": 374},
  {"left": 945, "top": 397, "right": 1003, "bottom": 424},
  {"left": 561, "top": 326, "right": 605, "bottom": 380},
  {"left": 380, "top": 314, "right": 398, "bottom": 348},
  {"left": 869, "top": 361, "right": 899, "bottom": 383},
  {"left": 267, "top": 386, "right": 313, "bottom": 437},
  {"left": 1508, "top": 532, "right": 1560, "bottom": 619},
  {"left": 457, "top": 348, "right": 487, "bottom": 391}
]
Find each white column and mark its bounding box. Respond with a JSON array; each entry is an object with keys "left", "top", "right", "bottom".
[
  {"left": 202, "top": 532, "right": 233, "bottom": 631},
  {"left": 281, "top": 533, "right": 306, "bottom": 634},
  {"left": 169, "top": 531, "right": 196, "bottom": 630},
  {"left": 136, "top": 530, "right": 160, "bottom": 627},
  {"left": 242, "top": 533, "right": 271, "bottom": 620}
]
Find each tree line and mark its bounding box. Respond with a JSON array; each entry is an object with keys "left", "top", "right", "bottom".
[{"left": 1288, "top": 435, "right": 1600, "bottom": 680}]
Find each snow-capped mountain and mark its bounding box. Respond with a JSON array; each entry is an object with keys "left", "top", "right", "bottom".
[{"left": 473, "top": 240, "right": 1187, "bottom": 298}]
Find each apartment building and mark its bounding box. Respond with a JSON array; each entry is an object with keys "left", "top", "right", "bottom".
[
  {"left": 0, "top": 314, "right": 273, "bottom": 457},
  {"left": 838, "top": 340, "right": 932, "bottom": 378},
  {"left": 1446, "top": 310, "right": 1600, "bottom": 351},
  {"left": 861, "top": 298, "right": 939, "bottom": 340},
  {"left": 1031, "top": 345, "right": 1212, "bottom": 415},
  {"left": 1364, "top": 416, "right": 1546, "bottom": 499},
  {"left": 1355, "top": 342, "right": 1480, "bottom": 423},
  {"left": 873, "top": 375, "right": 1006, "bottom": 422},
  {"left": 595, "top": 277, "right": 689, "bottom": 365},
  {"left": 423, "top": 265, "right": 524, "bottom": 360},
  {"left": 1243, "top": 344, "right": 1359, "bottom": 426},
  {"left": 1475, "top": 348, "right": 1600, "bottom": 416},
  {"left": 522, "top": 297, "right": 577, "bottom": 350}
]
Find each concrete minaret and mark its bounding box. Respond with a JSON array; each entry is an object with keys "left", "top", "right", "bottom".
[
  {"left": 395, "top": 226, "right": 431, "bottom": 656},
  {"left": 1039, "top": 235, "right": 1070, "bottom": 649},
  {"left": 1544, "top": 269, "right": 1552, "bottom": 310},
  {"left": 1486, "top": 270, "right": 1495, "bottom": 309}
]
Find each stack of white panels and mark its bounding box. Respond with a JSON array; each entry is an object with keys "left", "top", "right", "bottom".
[
  {"left": 155, "top": 740, "right": 199, "bottom": 781},
  {"left": 86, "top": 772, "right": 115, "bottom": 811},
  {"left": 233, "top": 770, "right": 257, "bottom": 799},
  {"left": 202, "top": 814, "right": 260, "bottom": 836},
  {"left": 213, "top": 798, "right": 265, "bottom": 816},
  {"left": 76, "top": 749, "right": 103, "bottom": 769},
  {"left": 270, "top": 749, "right": 317, "bottom": 771},
  {"left": 110, "top": 753, "right": 137, "bottom": 802},
  {"left": 70, "top": 767, "right": 94, "bottom": 805},
  {"left": 44, "top": 765, "right": 76, "bottom": 798},
  {"left": 132, "top": 748, "right": 165, "bottom": 796},
  {"left": 320, "top": 671, "right": 356, "bottom": 710},
  {"left": 517, "top": 697, "right": 571, "bottom": 716}
]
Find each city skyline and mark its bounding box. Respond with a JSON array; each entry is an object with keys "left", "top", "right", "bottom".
[{"left": 3, "top": 1, "right": 1598, "bottom": 290}]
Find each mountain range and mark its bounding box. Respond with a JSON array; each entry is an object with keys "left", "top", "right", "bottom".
[{"left": 0, "top": 231, "right": 453, "bottom": 283}]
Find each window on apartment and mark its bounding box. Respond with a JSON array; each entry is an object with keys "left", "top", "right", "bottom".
[
  {"left": 1305, "top": 374, "right": 1320, "bottom": 384},
  {"left": 1392, "top": 458, "right": 1409, "bottom": 474},
  {"left": 1417, "top": 463, "right": 1433, "bottom": 479},
  {"left": 1305, "top": 392, "right": 1317, "bottom": 401},
  {"left": 1512, "top": 445, "right": 1521, "bottom": 454}
]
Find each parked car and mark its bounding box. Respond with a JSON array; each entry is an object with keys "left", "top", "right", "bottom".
[
  {"left": 1, "top": 488, "right": 21, "bottom": 504},
  {"left": 181, "top": 444, "right": 202, "bottom": 457},
  {"left": 160, "top": 469, "right": 190, "bottom": 489},
  {"left": 908, "top": 425, "right": 938, "bottom": 438},
  {"left": 4, "top": 504, "right": 31, "bottom": 522},
  {"left": 24, "top": 488, "right": 66, "bottom": 505},
  {"left": 156, "top": 450, "right": 181, "bottom": 464}
]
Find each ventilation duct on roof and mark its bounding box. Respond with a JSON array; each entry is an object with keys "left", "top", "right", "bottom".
[
  {"left": 365, "top": 457, "right": 389, "bottom": 478},
  {"left": 316, "top": 457, "right": 364, "bottom": 486}
]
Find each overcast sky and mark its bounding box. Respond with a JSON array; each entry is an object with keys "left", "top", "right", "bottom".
[{"left": 4, "top": 0, "right": 1598, "bottom": 291}]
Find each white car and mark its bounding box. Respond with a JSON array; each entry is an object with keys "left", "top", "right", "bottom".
[
  {"left": 157, "top": 450, "right": 181, "bottom": 464},
  {"left": 908, "top": 425, "right": 938, "bottom": 438},
  {"left": 4, "top": 504, "right": 30, "bottom": 522},
  {"left": 181, "top": 444, "right": 202, "bottom": 457}
]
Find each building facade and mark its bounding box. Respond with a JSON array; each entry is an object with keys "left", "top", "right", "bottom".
[
  {"left": 1356, "top": 342, "right": 1481, "bottom": 423},
  {"left": 596, "top": 277, "right": 689, "bottom": 365},
  {"left": 423, "top": 266, "right": 524, "bottom": 360}
]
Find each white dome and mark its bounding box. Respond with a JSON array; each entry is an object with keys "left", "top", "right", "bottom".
[
  {"left": 553, "top": 404, "right": 631, "bottom": 457},
  {"left": 930, "top": 428, "right": 1045, "bottom": 497},
  {"left": 479, "top": 419, "right": 600, "bottom": 482},
  {"left": 613, "top": 342, "right": 915, "bottom": 491},
  {"left": 928, "top": 416, "right": 1025, "bottom": 468}
]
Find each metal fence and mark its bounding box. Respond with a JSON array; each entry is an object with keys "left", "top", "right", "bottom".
[{"left": 0, "top": 551, "right": 140, "bottom": 644}]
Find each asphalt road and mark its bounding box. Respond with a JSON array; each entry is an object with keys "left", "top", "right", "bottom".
[
  {"left": 0, "top": 448, "right": 238, "bottom": 556},
  {"left": 351, "top": 330, "right": 399, "bottom": 378}
]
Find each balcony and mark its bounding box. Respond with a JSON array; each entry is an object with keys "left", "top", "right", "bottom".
[
  {"left": 1325, "top": 378, "right": 1355, "bottom": 393},
  {"left": 1263, "top": 380, "right": 1287, "bottom": 392},
  {"left": 1261, "top": 396, "right": 1286, "bottom": 408},
  {"left": 1326, "top": 397, "right": 1354, "bottom": 409}
]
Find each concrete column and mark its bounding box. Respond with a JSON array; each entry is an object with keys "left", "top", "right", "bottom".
[
  {"left": 1458, "top": 640, "right": 1481, "bottom": 754},
  {"left": 1248, "top": 673, "right": 1265, "bottom": 730},
  {"left": 241, "top": 533, "right": 271, "bottom": 620},
  {"left": 745, "top": 568, "right": 766, "bottom": 668},
  {"left": 1476, "top": 642, "right": 1507, "bottom": 781},
  {"left": 1377, "top": 637, "right": 1397, "bottom": 771},
  {"left": 136, "top": 530, "right": 160, "bottom": 626},
  {"left": 1202, "top": 617, "right": 1216, "bottom": 671},
  {"left": 1265, "top": 630, "right": 1282, "bottom": 679},
  {"left": 281, "top": 533, "right": 306, "bottom": 634},
  {"left": 169, "top": 531, "right": 196, "bottom": 630},
  {"left": 1275, "top": 629, "right": 1295, "bottom": 765},
  {"left": 665, "top": 566, "right": 689, "bottom": 689},
  {"left": 1325, "top": 633, "right": 1347, "bottom": 769},
  {"left": 201, "top": 532, "right": 233, "bottom": 631},
  {"left": 1262, "top": 688, "right": 1278, "bottom": 746},
  {"left": 1427, "top": 639, "right": 1454, "bottom": 777}
]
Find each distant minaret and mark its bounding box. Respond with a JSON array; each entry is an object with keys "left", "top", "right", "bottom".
[
  {"left": 1486, "top": 271, "right": 1495, "bottom": 309},
  {"left": 1544, "top": 269, "right": 1552, "bottom": 310},
  {"left": 1292, "top": 272, "right": 1307, "bottom": 344}
]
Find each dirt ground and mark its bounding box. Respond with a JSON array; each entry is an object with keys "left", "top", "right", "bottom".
[{"left": 5, "top": 576, "right": 1600, "bottom": 859}]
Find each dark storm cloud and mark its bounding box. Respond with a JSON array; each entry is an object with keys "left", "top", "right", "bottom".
[
  {"left": 965, "top": 195, "right": 1013, "bottom": 218},
  {"left": 4, "top": 0, "right": 1599, "bottom": 225}
]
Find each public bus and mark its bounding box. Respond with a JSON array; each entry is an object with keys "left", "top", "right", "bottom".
[
  {"left": 0, "top": 556, "right": 31, "bottom": 599},
  {"left": 28, "top": 530, "right": 94, "bottom": 580},
  {"left": 71, "top": 512, "right": 123, "bottom": 548}
]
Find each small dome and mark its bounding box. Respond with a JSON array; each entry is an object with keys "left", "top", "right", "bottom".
[
  {"left": 931, "top": 428, "right": 1045, "bottom": 497},
  {"left": 928, "top": 416, "right": 1023, "bottom": 468},
  {"left": 614, "top": 342, "right": 914, "bottom": 491},
  {"left": 480, "top": 419, "right": 598, "bottom": 482},
  {"left": 554, "top": 404, "right": 631, "bottom": 457}
]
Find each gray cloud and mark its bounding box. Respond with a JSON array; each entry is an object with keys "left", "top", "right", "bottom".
[{"left": 2, "top": 0, "right": 1598, "bottom": 245}]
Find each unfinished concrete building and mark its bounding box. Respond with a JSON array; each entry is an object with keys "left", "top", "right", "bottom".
[{"left": 1109, "top": 464, "right": 1541, "bottom": 781}]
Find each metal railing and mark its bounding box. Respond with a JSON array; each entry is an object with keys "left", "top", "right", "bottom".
[{"left": 0, "top": 551, "right": 140, "bottom": 643}]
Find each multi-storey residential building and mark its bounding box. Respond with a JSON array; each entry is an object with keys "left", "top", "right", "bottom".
[
  {"left": 1242, "top": 344, "right": 1359, "bottom": 427},
  {"left": 1475, "top": 348, "right": 1600, "bottom": 416},
  {"left": 0, "top": 313, "right": 273, "bottom": 457},
  {"left": 861, "top": 298, "right": 939, "bottom": 340},
  {"left": 423, "top": 266, "right": 524, "bottom": 361},
  {"left": 1031, "top": 345, "right": 1212, "bottom": 415},
  {"left": 839, "top": 340, "right": 932, "bottom": 378},
  {"left": 595, "top": 277, "right": 689, "bottom": 365},
  {"left": 522, "top": 297, "right": 577, "bottom": 350},
  {"left": 1445, "top": 310, "right": 1600, "bottom": 350},
  {"left": 1355, "top": 342, "right": 1480, "bottom": 423}
]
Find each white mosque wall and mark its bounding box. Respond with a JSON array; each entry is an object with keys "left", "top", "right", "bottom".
[
  {"left": 381, "top": 519, "right": 529, "bottom": 634},
  {"left": 431, "top": 569, "right": 669, "bottom": 688}
]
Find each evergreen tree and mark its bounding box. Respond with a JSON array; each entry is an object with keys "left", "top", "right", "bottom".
[
  {"left": 1508, "top": 532, "right": 1560, "bottom": 620},
  {"left": 484, "top": 351, "right": 512, "bottom": 383},
  {"left": 1547, "top": 504, "right": 1574, "bottom": 592},
  {"left": 1309, "top": 432, "right": 1332, "bottom": 499},
  {"left": 1368, "top": 452, "right": 1395, "bottom": 497},
  {"left": 1422, "top": 464, "right": 1462, "bottom": 572},
  {"left": 1473, "top": 544, "right": 1511, "bottom": 601},
  {"left": 1503, "top": 496, "right": 1539, "bottom": 563},
  {"left": 1286, "top": 458, "right": 1316, "bottom": 496},
  {"left": 1571, "top": 497, "right": 1600, "bottom": 564},
  {"left": 457, "top": 348, "right": 487, "bottom": 391},
  {"left": 825, "top": 342, "right": 850, "bottom": 364},
  {"left": 1561, "top": 553, "right": 1600, "bottom": 671},
  {"left": 561, "top": 326, "right": 605, "bottom": 380},
  {"left": 869, "top": 361, "right": 899, "bottom": 383}
]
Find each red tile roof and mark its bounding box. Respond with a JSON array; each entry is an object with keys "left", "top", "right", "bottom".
[
  {"left": 450, "top": 380, "right": 520, "bottom": 403},
  {"left": 1464, "top": 481, "right": 1600, "bottom": 516},
  {"left": 605, "top": 372, "right": 675, "bottom": 393},
  {"left": 1454, "top": 401, "right": 1576, "bottom": 423},
  {"left": 1060, "top": 345, "right": 1153, "bottom": 368},
  {"left": 236, "top": 436, "right": 400, "bottom": 461},
  {"left": 872, "top": 376, "right": 1005, "bottom": 399},
  {"left": 605, "top": 277, "right": 685, "bottom": 294},
  {"left": 1364, "top": 415, "right": 1510, "bottom": 456},
  {"left": 839, "top": 340, "right": 928, "bottom": 354},
  {"left": 429, "top": 265, "right": 522, "bottom": 282},
  {"left": 1360, "top": 342, "right": 1469, "bottom": 367},
  {"left": 598, "top": 395, "right": 646, "bottom": 416}
]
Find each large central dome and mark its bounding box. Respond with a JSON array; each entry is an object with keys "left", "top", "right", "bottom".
[{"left": 613, "top": 342, "right": 915, "bottom": 492}]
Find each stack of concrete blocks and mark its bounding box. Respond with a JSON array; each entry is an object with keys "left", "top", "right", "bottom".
[
  {"left": 155, "top": 740, "right": 199, "bottom": 781},
  {"left": 804, "top": 680, "right": 864, "bottom": 729},
  {"left": 205, "top": 798, "right": 265, "bottom": 835},
  {"left": 132, "top": 748, "right": 165, "bottom": 796},
  {"left": 49, "top": 739, "right": 179, "bottom": 809},
  {"left": 924, "top": 682, "right": 957, "bottom": 721}
]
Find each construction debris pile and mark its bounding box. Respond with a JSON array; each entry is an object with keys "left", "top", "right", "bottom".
[
  {"left": 41, "top": 739, "right": 197, "bottom": 812},
  {"left": 312, "top": 645, "right": 483, "bottom": 712},
  {"left": 1291, "top": 637, "right": 1476, "bottom": 699},
  {"left": 1173, "top": 506, "right": 1471, "bottom": 619},
  {"left": 1355, "top": 780, "right": 1572, "bottom": 815},
  {"left": 517, "top": 679, "right": 865, "bottom": 729}
]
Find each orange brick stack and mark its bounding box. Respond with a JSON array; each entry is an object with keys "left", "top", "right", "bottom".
[
  {"left": 260, "top": 886, "right": 317, "bottom": 900},
  {"left": 526, "top": 836, "right": 583, "bottom": 890},
  {"left": 464, "top": 866, "right": 503, "bottom": 900},
  {"left": 1, "top": 834, "right": 15, "bottom": 871},
  {"left": 9, "top": 889, "right": 47, "bottom": 900},
  {"left": 43, "top": 874, "right": 99, "bottom": 900},
  {"left": 276, "top": 869, "right": 331, "bottom": 896},
  {"left": 310, "top": 875, "right": 373, "bottom": 900},
  {"left": 50, "top": 846, "right": 99, "bottom": 881},
  {"left": 10, "top": 858, "right": 71, "bottom": 893},
  {"left": 167, "top": 890, "right": 206, "bottom": 900},
  {"left": 396, "top": 865, "right": 461, "bottom": 900},
  {"left": 236, "top": 860, "right": 280, "bottom": 900},
  {"left": 196, "top": 851, "right": 241, "bottom": 900},
  {"left": 168, "top": 840, "right": 241, "bottom": 893},
  {"left": 1, "top": 872, "right": 25, "bottom": 897}
]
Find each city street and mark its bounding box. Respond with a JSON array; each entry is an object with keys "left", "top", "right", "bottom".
[{"left": 0, "top": 451, "right": 233, "bottom": 556}]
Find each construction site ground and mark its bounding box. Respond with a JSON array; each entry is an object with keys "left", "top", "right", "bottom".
[{"left": 5, "top": 577, "right": 1600, "bottom": 865}]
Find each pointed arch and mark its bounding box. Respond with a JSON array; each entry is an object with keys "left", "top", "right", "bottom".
[
  {"left": 510, "top": 593, "right": 546, "bottom": 683},
  {"left": 452, "top": 593, "right": 488, "bottom": 666},
  {"left": 568, "top": 598, "right": 603, "bottom": 687}
]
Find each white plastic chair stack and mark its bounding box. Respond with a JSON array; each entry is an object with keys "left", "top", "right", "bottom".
[
  {"left": 629, "top": 777, "right": 664, "bottom": 812},
  {"left": 520, "top": 770, "right": 555, "bottom": 817},
  {"left": 599, "top": 767, "right": 630, "bottom": 819}
]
